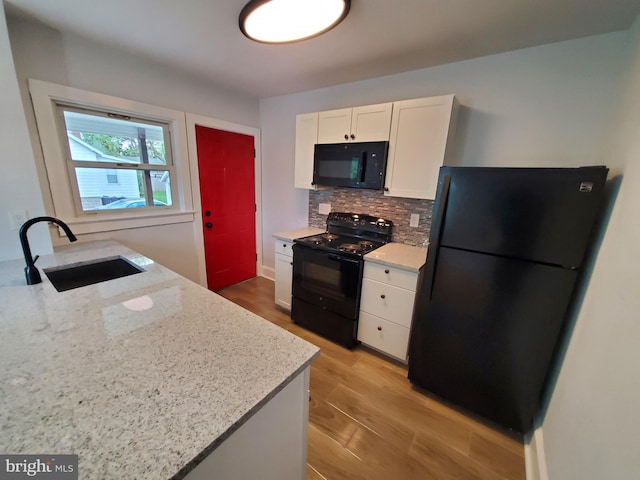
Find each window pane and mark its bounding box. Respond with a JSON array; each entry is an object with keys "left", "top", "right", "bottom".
[
  {"left": 150, "top": 170, "right": 172, "bottom": 206},
  {"left": 75, "top": 167, "right": 171, "bottom": 211},
  {"left": 63, "top": 110, "right": 167, "bottom": 166}
]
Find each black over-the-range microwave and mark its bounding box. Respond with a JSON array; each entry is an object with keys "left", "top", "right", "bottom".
[{"left": 312, "top": 141, "right": 389, "bottom": 190}]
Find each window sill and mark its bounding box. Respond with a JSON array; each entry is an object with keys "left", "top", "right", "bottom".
[{"left": 58, "top": 210, "right": 196, "bottom": 236}]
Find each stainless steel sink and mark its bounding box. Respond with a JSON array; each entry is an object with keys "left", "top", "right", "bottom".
[{"left": 44, "top": 256, "right": 145, "bottom": 292}]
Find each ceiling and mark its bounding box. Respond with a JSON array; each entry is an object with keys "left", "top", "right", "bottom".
[{"left": 5, "top": 0, "right": 640, "bottom": 98}]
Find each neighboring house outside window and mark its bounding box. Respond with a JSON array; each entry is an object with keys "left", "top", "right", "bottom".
[
  {"left": 29, "top": 79, "right": 193, "bottom": 235},
  {"left": 106, "top": 169, "right": 119, "bottom": 185}
]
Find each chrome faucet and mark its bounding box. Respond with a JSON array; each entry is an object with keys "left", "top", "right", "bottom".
[{"left": 19, "top": 216, "right": 77, "bottom": 285}]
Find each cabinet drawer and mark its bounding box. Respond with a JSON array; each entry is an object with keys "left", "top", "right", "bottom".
[
  {"left": 357, "top": 311, "right": 410, "bottom": 361},
  {"left": 363, "top": 262, "right": 418, "bottom": 291},
  {"left": 275, "top": 240, "right": 294, "bottom": 258},
  {"left": 360, "top": 278, "right": 415, "bottom": 327}
]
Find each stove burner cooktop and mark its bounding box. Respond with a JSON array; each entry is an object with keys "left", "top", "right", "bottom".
[
  {"left": 295, "top": 234, "right": 383, "bottom": 255},
  {"left": 294, "top": 213, "right": 393, "bottom": 257}
]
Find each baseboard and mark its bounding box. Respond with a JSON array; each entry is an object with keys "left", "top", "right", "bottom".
[
  {"left": 525, "top": 425, "right": 549, "bottom": 480},
  {"left": 262, "top": 266, "right": 275, "bottom": 282}
]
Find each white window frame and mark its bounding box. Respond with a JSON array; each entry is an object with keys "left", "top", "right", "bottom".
[{"left": 29, "top": 79, "right": 194, "bottom": 235}]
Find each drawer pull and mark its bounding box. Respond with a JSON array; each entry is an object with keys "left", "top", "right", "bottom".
[
  {"left": 377, "top": 326, "right": 382, "bottom": 331},
  {"left": 380, "top": 294, "right": 386, "bottom": 299},
  {"left": 384, "top": 269, "right": 390, "bottom": 274},
  {"left": 282, "top": 244, "right": 287, "bottom": 248}
]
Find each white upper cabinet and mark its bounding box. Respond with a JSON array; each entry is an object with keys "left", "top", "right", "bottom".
[
  {"left": 317, "top": 103, "right": 392, "bottom": 143},
  {"left": 294, "top": 112, "right": 319, "bottom": 189},
  {"left": 294, "top": 96, "right": 458, "bottom": 195},
  {"left": 384, "top": 95, "right": 458, "bottom": 200}
]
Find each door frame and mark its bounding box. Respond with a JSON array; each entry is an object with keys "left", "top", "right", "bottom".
[{"left": 186, "top": 113, "right": 263, "bottom": 287}]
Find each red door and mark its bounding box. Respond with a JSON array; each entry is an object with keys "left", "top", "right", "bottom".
[{"left": 195, "top": 125, "right": 256, "bottom": 291}]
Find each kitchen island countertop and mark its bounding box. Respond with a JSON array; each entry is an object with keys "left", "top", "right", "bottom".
[
  {"left": 0, "top": 240, "right": 319, "bottom": 479},
  {"left": 364, "top": 242, "right": 428, "bottom": 272}
]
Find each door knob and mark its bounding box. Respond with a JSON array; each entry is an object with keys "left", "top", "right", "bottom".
[
  {"left": 350, "top": 133, "right": 355, "bottom": 140},
  {"left": 205, "top": 222, "right": 213, "bottom": 229},
  {"left": 344, "top": 134, "right": 349, "bottom": 140},
  {"left": 380, "top": 294, "right": 386, "bottom": 299},
  {"left": 377, "top": 326, "right": 382, "bottom": 331}
]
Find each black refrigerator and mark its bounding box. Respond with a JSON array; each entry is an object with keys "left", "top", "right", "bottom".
[{"left": 408, "top": 166, "right": 608, "bottom": 434}]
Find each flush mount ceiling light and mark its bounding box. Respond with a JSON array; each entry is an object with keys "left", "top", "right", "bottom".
[{"left": 239, "top": 0, "right": 351, "bottom": 44}]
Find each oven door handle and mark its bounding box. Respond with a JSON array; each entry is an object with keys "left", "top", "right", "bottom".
[{"left": 327, "top": 253, "right": 360, "bottom": 264}]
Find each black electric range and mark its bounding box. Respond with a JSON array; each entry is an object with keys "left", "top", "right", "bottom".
[{"left": 291, "top": 212, "right": 393, "bottom": 348}]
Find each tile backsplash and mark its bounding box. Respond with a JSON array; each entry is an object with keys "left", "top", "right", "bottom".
[{"left": 308, "top": 188, "right": 434, "bottom": 246}]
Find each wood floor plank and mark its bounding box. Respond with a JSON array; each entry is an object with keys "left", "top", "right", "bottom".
[
  {"left": 307, "top": 424, "right": 372, "bottom": 480},
  {"left": 217, "top": 277, "right": 526, "bottom": 480},
  {"left": 468, "top": 430, "right": 526, "bottom": 480},
  {"left": 346, "top": 426, "right": 442, "bottom": 480},
  {"left": 410, "top": 430, "right": 517, "bottom": 480},
  {"left": 309, "top": 395, "right": 359, "bottom": 446},
  {"left": 325, "top": 383, "right": 417, "bottom": 453},
  {"left": 307, "top": 464, "right": 327, "bottom": 480}
]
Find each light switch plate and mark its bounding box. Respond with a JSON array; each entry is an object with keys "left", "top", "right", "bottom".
[
  {"left": 319, "top": 203, "right": 331, "bottom": 215},
  {"left": 410, "top": 213, "right": 420, "bottom": 228}
]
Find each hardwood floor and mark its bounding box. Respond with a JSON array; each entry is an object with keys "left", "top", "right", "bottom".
[{"left": 217, "top": 277, "right": 526, "bottom": 480}]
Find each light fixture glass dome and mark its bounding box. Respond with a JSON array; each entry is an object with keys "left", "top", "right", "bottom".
[{"left": 239, "top": 0, "right": 350, "bottom": 44}]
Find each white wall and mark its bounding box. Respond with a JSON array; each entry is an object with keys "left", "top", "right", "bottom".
[
  {"left": 539, "top": 16, "right": 640, "bottom": 480},
  {"left": 260, "top": 31, "right": 628, "bottom": 270},
  {"left": 6, "top": 14, "right": 260, "bottom": 281},
  {"left": 0, "top": 4, "right": 50, "bottom": 261}
]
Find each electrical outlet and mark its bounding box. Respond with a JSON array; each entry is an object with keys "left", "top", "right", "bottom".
[
  {"left": 319, "top": 203, "right": 331, "bottom": 215},
  {"left": 9, "top": 211, "right": 28, "bottom": 230},
  {"left": 410, "top": 213, "right": 420, "bottom": 228}
]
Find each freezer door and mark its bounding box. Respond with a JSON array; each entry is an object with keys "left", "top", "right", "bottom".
[
  {"left": 408, "top": 247, "right": 578, "bottom": 433},
  {"left": 438, "top": 167, "right": 607, "bottom": 267}
]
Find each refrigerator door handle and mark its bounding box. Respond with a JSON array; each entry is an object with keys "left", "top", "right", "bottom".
[{"left": 424, "top": 174, "right": 452, "bottom": 299}]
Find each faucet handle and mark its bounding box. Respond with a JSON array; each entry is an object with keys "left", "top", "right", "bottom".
[{"left": 32, "top": 254, "right": 40, "bottom": 264}]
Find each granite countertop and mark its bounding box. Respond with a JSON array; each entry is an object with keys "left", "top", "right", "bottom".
[
  {"left": 273, "top": 226, "right": 324, "bottom": 242},
  {"left": 0, "top": 240, "right": 319, "bottom": 479},
  {"left": 364, "top": 242, "right": 428, "bottom": 272}
]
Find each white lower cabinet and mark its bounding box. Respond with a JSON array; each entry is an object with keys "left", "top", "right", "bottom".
[
  {"left": 185, "top": 368, "right": 310, "bottom": 480},
  {"left": 274, "top": 240, "right": 294, "bottom": 310},
  {"left": 358, "top": 262, "right": 419, "bottom": 362},
  {"left": 358, "top": 312, "right": 411, "bottom": 361}
]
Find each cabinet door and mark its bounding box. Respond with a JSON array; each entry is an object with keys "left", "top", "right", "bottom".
[
  {"left": 385, "top": 95, "right": 457, "bottom": 200},
  {"left": 317, "top": 104, "right": 393, "bottom": 143},
  {"left": 363, "top": 262, "right": 418, "bottom": 291},
  {"left": 294, "top": 112, "right": 318, "bottom": 189},
  {"left": 360, "top": 278, "right": 416, "bottom": 328},
  {"left": 351, "top": 103, "right": 392, "bottom": 142},
  {"left": 358, "top": 311, "right": 410, "bottom": 361},
  {"left": 275, "top": 253, "right": 293, "bottom": 310},
  {"left": 317, "top": 108, "right": 352, "bottom": 143}
]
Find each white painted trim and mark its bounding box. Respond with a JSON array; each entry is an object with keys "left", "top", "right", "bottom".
[
  {"left": 525, "top": 425, "right": 549, "bottom": 480},
  {"left": 186, "top": 113, "right": 262, "bottom": 288},
  {"left": 28, "top": 79, "right": 194, "bottom": 233},
  {"left": 262, "top": 266, "right": 275, "bottom": 282},
  {"left": 59, "top": 211, "right": 195, "bottom": 235}
]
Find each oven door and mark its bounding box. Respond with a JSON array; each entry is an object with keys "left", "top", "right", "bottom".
[{"left": 292, "top": 244, "right": 363, "bottom": 319}]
